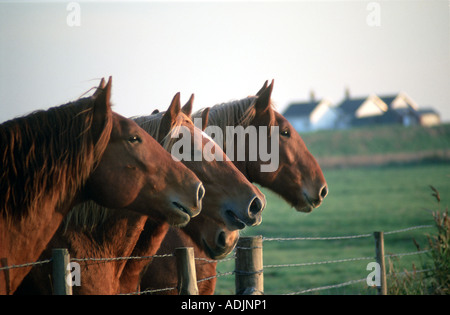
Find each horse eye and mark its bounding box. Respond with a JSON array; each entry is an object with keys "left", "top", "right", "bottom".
[
  {"left": 280, "top": 129, "right": 290, "bottom": 138},
  {"left": 128, "top": 135, "right": 142, "bottom": 144}
]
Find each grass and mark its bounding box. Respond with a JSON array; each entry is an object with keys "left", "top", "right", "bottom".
[
  {"left": 213, "top": 163, "right": 450, "bottom": 294},
  {"left": 300, "top": 123, "right": 450, "bottom": 158}
]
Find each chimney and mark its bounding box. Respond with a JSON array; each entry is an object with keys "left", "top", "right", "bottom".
[
  {"left": 345, "top": 87, "right": 350, "bottom": 100},
  {"left": 310, "top": 90, "right": 315, "bottom": 102}
]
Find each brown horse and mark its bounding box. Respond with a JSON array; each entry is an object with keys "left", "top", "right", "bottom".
[
  {"left": 198, "top": 80, "right": 328, "bottom": 212},
  {"left": 1, "top": 77, "right": 203, "bottom": 295},
  {"left": 141, "top": 80, "right": 328, "bottom": 294},
  {"left": 16, "top": 92, "right": 263, "bottom": 295},
  {"left": 119, "top": 93, "right": 265, "bottom": 293}
]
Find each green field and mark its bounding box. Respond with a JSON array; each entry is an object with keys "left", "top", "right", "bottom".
[
  {"left": 214, "top": 163, "right": 450, "bottom": 294},
  {"left": 301, "top": 123, "right": 450, "bottom": 158}
]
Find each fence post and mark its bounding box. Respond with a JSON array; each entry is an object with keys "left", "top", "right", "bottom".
[
  {"left": 235, "top": 235, "right": 264, "bottom": 295},
  {"left": 175, "top": 247, "right": 198, "bottom": 295},
  {"left": 1, "top": 258, "right": 11, "bottom": 295},
  {"left": 52, "top": 248, "right": 72, "bottom": 295},
  {"left": 374, "top": 231, "right": 387, "bottom": 295}
]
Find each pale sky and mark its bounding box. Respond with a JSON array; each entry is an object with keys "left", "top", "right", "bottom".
[{"left": 1, "top": 0, "right": 449, "bottom": 123}]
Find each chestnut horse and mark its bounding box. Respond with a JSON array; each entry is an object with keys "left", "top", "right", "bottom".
[
  {"left": 16, "top": 93, "right": 263, "bottom": 295},
  {"left": 119, "top": 93, "right": 265, "bottom": 293},
  {"left": 0, "top": 77, "right": 203, "bottom": 295},
  {"left": 141, "top": 80, "right": 328, "bottom": 294}
]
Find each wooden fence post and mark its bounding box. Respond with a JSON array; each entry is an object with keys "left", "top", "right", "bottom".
[
  {"left": 52, "top": 248, "right": 72, "bottom": 295},
  {"left": 175, "top": 247, "right": 198, "bottom": 295},
  {"left": 235, "top": 235, "right": 264, "bottom": 295},
  {"left": 1, "top": 258, "right": 11, "bottom": 295},
  {"left": 374, "top": 231, "right": 387, "bottom": 295}
]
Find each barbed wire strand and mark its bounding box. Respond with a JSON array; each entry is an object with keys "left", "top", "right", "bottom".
[
  {"left": 197, "top": 271, "right": 235, "bottom": 283},
  {"left": 120, "top": 286, "right": 178, "bottom": 295},
  {"left": 284, "top": 278, "right": 368, "bottom": 295},
  {"left": 384, "top": 225, "right": 433, "bottom": 235},
  {"left": 195, "top": 253, "right": 236, "bottom": 264},
  {"left": 264, "top": 250, "right": 431, "bottom": 270},
  {"left": 263, "top": 224, "right": 433, "bottom": 242},
  {"left": 0, "top": 259, "right": 52, "bottom": 271},
  {"left": 264, "top": 256, "right": 374, "bottom": 269},
  {"left": 386, "top": 249, "right": 431, "bottom": 258},
  {"left": 283, "top": 268, "right": 435, "bottom": 295},
  {"left": 71, "top": 253, "right": 174, "bottom": 263}
]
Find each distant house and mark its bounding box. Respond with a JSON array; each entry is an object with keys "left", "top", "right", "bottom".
[
  {"left": 417, "top": 108, "right": 441, "bottom": 127},
  {"left": 284, "top": 89, "right": 441, "bottom": 132},
  {"left": 283, "top": 92, "right": 337, "bottom": 133},
  {"left": 379, "top": 92, "right": 419, "bottom": 126},
  {"left": 335, "top": 91, "right": 440, "bottom": 128},
  {"left": 335, "top": 93, "right": 388, "bottom": 129}
]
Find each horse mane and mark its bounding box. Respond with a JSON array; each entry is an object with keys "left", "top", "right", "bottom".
[
  {"left": 132, "top": 110, "right": 192, "bottom": 151},
  {"left": 63, "top": 110, "right": 192, "bottom": 232},
  {"left": 191, "top": 96, "right": 276, "bottom": 148},
  {"left": 63, "top": 201, "right": 110, "bottom": 233},
  {"left": 0, "top": 89, "right": 113, "bottom": 222}
]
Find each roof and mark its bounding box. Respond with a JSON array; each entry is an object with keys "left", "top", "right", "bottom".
[
  {"left": 417, "top": 108, "right": 440, "bottom": 115},
  {"left": 378, "top": 95, "right": 397, "bottom": 108},
  {"left": 282, "top": 101, "right": 321, "bottom": 117},
  {"left": 336, "top": 97, "right": 366, "bottom": 115}
]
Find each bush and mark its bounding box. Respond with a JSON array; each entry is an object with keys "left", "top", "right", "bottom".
[{"left": 388, "top": 186, "right": 449, "bottom": 295}]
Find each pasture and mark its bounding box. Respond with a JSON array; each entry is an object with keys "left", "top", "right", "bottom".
[{"left": 214, "top": 162, "right": 450, "bottom": 294}]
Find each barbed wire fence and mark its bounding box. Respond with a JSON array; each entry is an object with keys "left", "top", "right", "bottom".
[
  {"left": 258, "top": 225, "right": 434, "bottom": 295},
  {"left": 0, "top": 224, "right": 435, "bottom": 295}
]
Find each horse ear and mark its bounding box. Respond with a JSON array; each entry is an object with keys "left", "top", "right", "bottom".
[
  {"left": 151, "top": 109, "right": 159, "bottom": 115},
  {"left": 158, "top": 92, "right": 181, "bottom": 143},
  {"left": 181, "top": 94, "right": 194, "bottom": 117},
  {"left": 254, "top": 79, "right": 273, "bottom": 116},
  {"left": 91, "top": 76, "right": 112, "bottom": 144},
  {"left": 201, "top": 107, "right": 210, "bottom": 131},
  {"left": 93, "top": 78, "right": 106, "bottom": 98},
  {"left": 256, "top": 80, "right": 268, "bottom": 96}
]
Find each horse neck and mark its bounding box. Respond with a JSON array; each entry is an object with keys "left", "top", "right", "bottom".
[
  {"left": 54, "top": 209, "right": 148, "bottom": 295},
  {"left": 118, "top": 220, "right": 170, "bottom": 294},
  {"left": 102, "top": 211, "right": 149, "bottom": 279},
  {"left": 68, "top": 208, "right": 149, "bottom": 260}
]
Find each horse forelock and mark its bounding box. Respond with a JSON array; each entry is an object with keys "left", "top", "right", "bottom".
[{"left": 0, "top": 94, "right": 113, "bottom": 222}]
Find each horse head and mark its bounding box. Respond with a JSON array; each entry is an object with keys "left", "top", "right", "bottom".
[
  {"left": 246, "top": 80, "right": 328, "bottom": 213},
  {"left": 84, "top": 78, "right": 204, "bottom": 227}
]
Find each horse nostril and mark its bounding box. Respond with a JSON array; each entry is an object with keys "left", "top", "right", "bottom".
[
  {"left": 320, "top": 185, "right": 328, "bottom": 200},
  {"left": 249, "top": 196, "right": 264, "bottom": 216},
  {"left": 217, "top": 231, "right": 226, "bottom": 248},
  {"left": 197, "top": 183, "right": 205, "bottom": 202}
]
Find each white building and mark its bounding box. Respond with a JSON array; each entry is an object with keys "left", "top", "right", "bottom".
[
  {"left": 284, "top": 89, "right": 440, "bottom": 132},
  {"left": 283, "top": 92, "right": 338, "bottom": 133}
]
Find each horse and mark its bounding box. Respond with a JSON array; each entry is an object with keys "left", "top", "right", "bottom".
[
  {"left": 0, "top": 77, "right": 203, "bottom": 295},
  {"left": 140, "top": 80, "right": 328, "bottom": 294},
  {"left": 119, "top": 93, "right": 265, "bottom": 293},
  {"left": 16, "top": 92, "right": 264, "bottom": 295}
]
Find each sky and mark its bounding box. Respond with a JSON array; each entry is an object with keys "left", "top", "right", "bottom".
[{"left": 0, "top": 0, "right": 449, "bottom": 124}]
